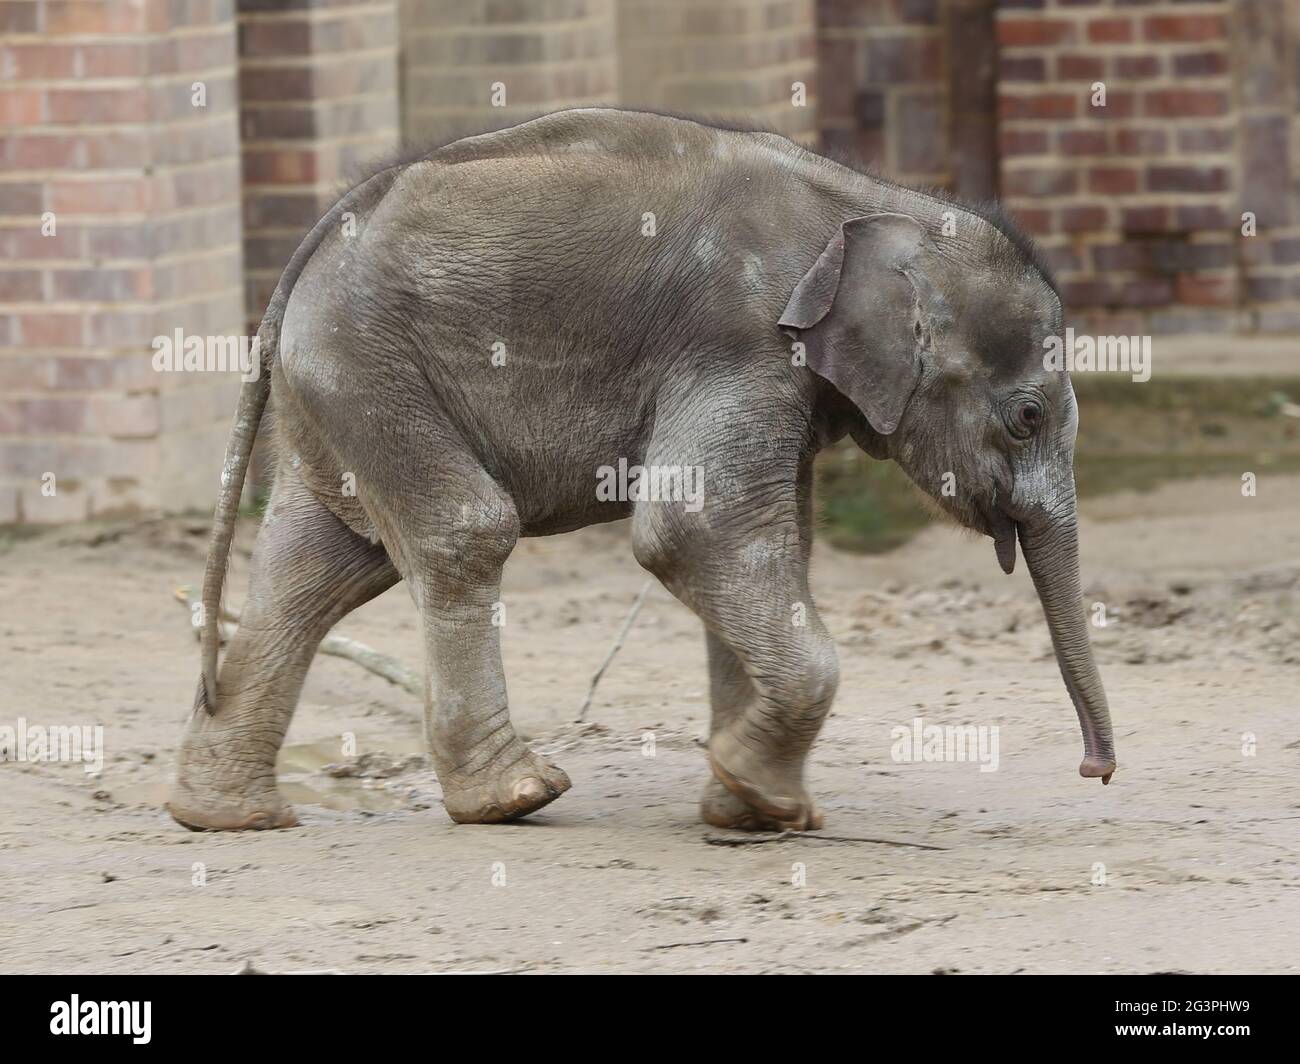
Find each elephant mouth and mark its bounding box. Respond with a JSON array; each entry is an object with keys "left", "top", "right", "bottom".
[{"left": 980, "top": 503, "right": 1019, "bottom": 575}]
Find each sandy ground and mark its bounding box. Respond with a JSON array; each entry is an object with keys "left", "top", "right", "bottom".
[{"left": 1, "top": 473, "right": 1297, "bottom": 974}]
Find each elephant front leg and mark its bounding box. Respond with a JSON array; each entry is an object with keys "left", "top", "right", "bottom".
[
  {"left": 698, "top": 630, "right": 825, "bottom": 831},
  {"left": 633, "top": 466, "right": 836, "bottom": 831}
]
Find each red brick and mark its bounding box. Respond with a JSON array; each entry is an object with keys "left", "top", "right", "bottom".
[
  {"left": 1013, "top": 209, "right": 1054, "bottom": 236},
  {"left": 1122, "top": 206, "right": 1171, "bottom": 233},
  {"left": 18, "top": 312, "right": 83, "bottom": 348},
  {"left": 50, "top": 266, "right": 152, "bottom": 302},
  {"left": 5, "top": 133, "right": 82, "bottom": 170},
  {"left": 1089, "top": 167, "right": 1139, "bottom": 195},
  {"left": 0, "top": 89, "right": 44, "bottom": 125},
  {"left": 80, "top": 130, "right": 151, "bottom": 169},
  {"left": 1115, "top": 128, "right": 1167, "bottom": 154},
  {"left": 1172, "top": 51, "right": 1228, "bottom": 78},
  {"left": 1114, "top": 279, "right": 1176, "bottom": 308},
  {"left": 1001, "top": 129, "right": 1049, "bottom": 156},
  {"left": 1088, "top": 91, "right": 1136, "bottom": 118},
  {"left": 1060, "top": 206, "right": 1107, "bottom": 232},
  {"left": 46, "top": 87, "right": 150, "bottom": 125},
  {"left": 1144, "top": 15, "right": 1226, "bottom": 43},
  {"left": 48, "top": 179, "right": 149, "bottom": 215},
  {"left": 1088, "top": 18, "right": 1132, "bottom": 45},
  {"left": 1176, "top": 275, "right": 1235, "bottom": 306},
  {"left": 241, "top": 147, "right": 324, "bottom": 185},
  {"left": 1057, "top": 54, "right": 1104, "bottom": 80},
  {"left": 1143, "top": 89, "right": 1229, "bottom": 118},
  {"left": 1147, "top": 165, "right": 1229, "bottom": 193},
  {"left": 865, "top": 36, "right": 941, "bottom": 83},
  {"left": 1175, "top": 205, "right": 1232, "bottom": 231},
  {"left": 0, "top": 1, "right": 39, "bottom": 33},
  {"left": 0, "top": 225, "right": 82, "bottom": 260},
  {"left": 1059, "top": 129, "right": 1107, "bottom": 156},
  {"left": 1092, "top": 243, "right": 1146, "bottom": 271},
  {"left": 999, "top": 92, "right": 1077, "bottom": 120},
  {"left": 76, "top": 41, "right": 149, "bottom": 78},
  {"left": 1, "top": 43, "right": 78, "bottom": 78},
  {"left": 238, "top": 18, "right": 313, "bottom": 58},
  {"left": 998, "top": 18, "right": 1074, "bottom": 48},
  {"left": 84, "top": 224, "right": 149, "bottom": 260},
  {"left": 0, "top": 269, "right": 43, "bottom": 301},
  {"left": 51, "top": 356, "right": 119, "bottom": 390},
  {"left": 0, "top": 182, "right": 44, "bottom": 215},
  {"left": 44, "top": 0, "right": 147, "bottom": 35},
  {"left": 1061, "top": 279, "right": 1110, "bottom": 307},
  {"left": 1115, "top": 54, "right": 1160, "bottom": 79},
  {"left": 1152, "top": 241, "right": 1233, "bottom": 271},
  {"left": 1002, "top": 167, "right": 1077, "bottom": 197},
  {"left": 1001, "top": 56, "right": 1046, "bottom": 82},
  {"left": 1176, "top": 127, "right": 1233, "bottom": 153},
  {"left": 88, "top": 395, "right": 159, "bottom": 438}
]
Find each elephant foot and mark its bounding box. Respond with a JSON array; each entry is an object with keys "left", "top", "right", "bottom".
[
  {"left": 167, "top": 776, "right": 298, "bottom": 832},
  {"left": 167, "top": 723, "right": 298, "bottom": 831},
  {"left": 699, "top": 777, "right": 823, "bottom": 832},
  {"left": 707, "top": 727, "right": 821, "bottom": 831},
  {"left": 440, "top": 745, "right": 571, "bottom": 824}
]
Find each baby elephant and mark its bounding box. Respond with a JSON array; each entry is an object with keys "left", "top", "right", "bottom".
[{"left": 168, "top": 108, "right": 1116, "bottom": 833}]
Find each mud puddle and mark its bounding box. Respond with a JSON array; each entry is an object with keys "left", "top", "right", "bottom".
[{"left": 118, "top": 736, "right": 432, "bottom": 815}]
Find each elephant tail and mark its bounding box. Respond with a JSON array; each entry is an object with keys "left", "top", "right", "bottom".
[{"left": 196, "top": 165, "right": 406, "bottom": 715}]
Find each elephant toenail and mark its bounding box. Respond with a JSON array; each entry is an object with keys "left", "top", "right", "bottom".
[{"left": 513, "top": 777, "right": 547, "bottom": 804}]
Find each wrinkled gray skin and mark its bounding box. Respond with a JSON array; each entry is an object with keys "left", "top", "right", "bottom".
[{"left": 168, "top": 108, "right": 1115, "bottom": 833}]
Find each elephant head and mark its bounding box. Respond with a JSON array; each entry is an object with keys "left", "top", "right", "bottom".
[{"left": 780, "top": 211, "right": 1116, "bottom": 784}]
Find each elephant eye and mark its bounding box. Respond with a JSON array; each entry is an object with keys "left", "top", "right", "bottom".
[{"left": 1012, "top": 400, "right": 1043, "bottom": 438}]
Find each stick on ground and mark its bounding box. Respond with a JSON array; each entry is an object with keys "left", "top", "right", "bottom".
[
  {"left": 576, "top": 578, "right": 654, "bottom": 721},
  {"left": 173, "top": 586, "right": 423, "bottom": 699}
]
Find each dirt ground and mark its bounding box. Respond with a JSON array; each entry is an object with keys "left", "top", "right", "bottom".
[{"left": 2, "top": 471, "right": 1298, "bottom": 974}]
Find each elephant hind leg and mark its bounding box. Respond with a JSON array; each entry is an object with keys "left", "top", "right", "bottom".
[
  {"left": 349, "top": 445, "right": 570, "bottom": 825},
  {"left": 167, "top": 467, "right": 398, "bottom": 831}
]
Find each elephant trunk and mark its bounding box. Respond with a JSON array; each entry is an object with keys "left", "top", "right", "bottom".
[{"left": 1017, "top": 508, "right": 1116, "bottom": 783}]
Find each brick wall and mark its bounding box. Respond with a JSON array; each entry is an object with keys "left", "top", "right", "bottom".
[
  {"left": 399, "top": 0, "right": 618, "bottom": 146},
  {"left": 997, "top": 0, "right": 1240, "bottom": 333},
  {"left": 817, "top": 0, "right": 953, "bottom": 187},
  {"left": 1236, "top": 0, "right": 1300, "bottom": 333},
  {"left": 237, "top": 0, "right": 400, "bottom": 330},
  {"left": 3, "top": 0, "right": 1298, "bottom": 525},
  {"left": 617, "top": 0, "right": 819, "bottom": 144},
  {"left": 818, "top": 0, "right": 1300, "bottom": 336},
  {"left": 0, "top": 0, "right": 245, "bottom": 523}
]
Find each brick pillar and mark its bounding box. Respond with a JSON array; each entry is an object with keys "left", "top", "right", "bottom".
[
  {"left": 996, "top": 0, "right": 1240, "bottom": 335},
  {"left": 616, "top": 0, "right": 819, "bottom": 144},
  {"left": 237, "top": 0, "right": 401, "bottom": 331},
  {"left": 1235, "top": 0, "right": 1300, "bottom": 332},
  {"left": 0, "top": 0, "right": 245, "bottom": 523},
  {"left": 817, "top": 0, "right": 948, "bottom": 179},
  {"left": 945, "top": 0, "right": 998, "bottom": 201},
  {"left": 400, "top": 0, "right": 618, "bottom": 146}
]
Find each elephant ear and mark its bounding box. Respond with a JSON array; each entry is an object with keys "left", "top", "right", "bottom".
[{"left": 779, "top": 213, "right": 930, "bottom": 435}]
